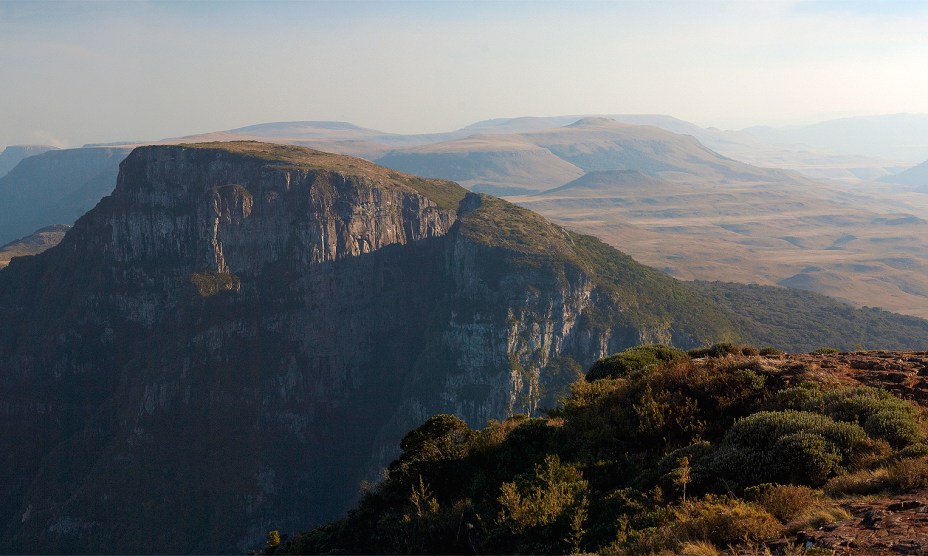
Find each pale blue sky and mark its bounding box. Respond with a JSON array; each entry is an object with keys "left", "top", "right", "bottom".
[{"left": 2, "top": 0, "right": 927, "bottom": 148}]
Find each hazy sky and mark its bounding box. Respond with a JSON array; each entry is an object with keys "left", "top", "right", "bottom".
[{"left": 2, "top": 0, "right": 928, "bottom": 148}]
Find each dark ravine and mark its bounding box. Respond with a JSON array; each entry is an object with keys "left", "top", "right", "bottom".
[{"left": 0, "top": 142, "right": 926, "bottom": 554}]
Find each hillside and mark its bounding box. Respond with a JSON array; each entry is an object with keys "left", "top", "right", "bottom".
[
  {"left": 0, "top": 225, "right": 70, "bottom": 268},
  {"left": 0, "top": 145, "right": 58, "bottom": 178},
  {"left": 881, "top": 157, "right": 928, "bottom": 189},
  {"left": 512, "top": 154, "right": 928, "bottom": 320},
  {"left": 280, "top": 348, "right": 928, "bottom": 555},
  {"left": 0, "top": 147, "right": 128, "bottom": 244},
  {"left": 3, "top": 142, "right": 927, "bottom": 554},
  {"left": 376, "top": 135, "right": 584, "bottom": 194},
  {"left": 377, "top": 117, "right": 806, "bottom": 195}
]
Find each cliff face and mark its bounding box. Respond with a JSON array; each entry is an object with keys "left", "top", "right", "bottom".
[{"left": 0, "top": 142, "right": 736, "bottom": 554}]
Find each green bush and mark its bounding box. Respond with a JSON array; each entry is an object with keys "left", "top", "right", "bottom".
[
  {"left": 865, "top": 410, "right": 925, "bottom": 448},
  {"left": 759, "top": 346, "right": 784, "bottom": 356},
  {"left": 396, "top": 414, "right": 476, "bottom": 464},
  {"left": 585, "top": 344, "right": 686, "bottom": 381},
  {"left": 771, "top": 385, "right": 925, "bottom": 449},
  {"left": 687, "top": 342, "right": 759, "bottom": 359},
  {"left": 713, "top": 410, "right": 867, "bottom": 486},
  {"left": 774, "top": 432, "right": 841, "bottom": 485}
]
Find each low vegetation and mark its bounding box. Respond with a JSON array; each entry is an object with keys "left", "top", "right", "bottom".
[
  {"left": 190, "top": 271, "right": 240, "bottom": 297},
  {"left": 272, "top": 346, "right": 928, "bottom": 554}
]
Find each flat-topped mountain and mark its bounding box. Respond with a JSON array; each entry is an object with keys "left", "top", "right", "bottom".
[
  {"left": 0, "top": 142, "right": 735, "bottom": 553},
  {"left": 1, "top": 142, "right": 925, "bottom": 554},
  {"left": 376, "top": 117, "right": 807, "bottom": 196},
  {"left": 0, "top": 145, "right": 58, "bottom": 178}
]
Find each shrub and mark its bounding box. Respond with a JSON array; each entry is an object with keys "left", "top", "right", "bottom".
[
  {"left": 865, "top": 409, "right": 925, "bottom": 448},
  {"left": 774, "top": 432, "right": 842, "bottom": 485},
  {"left": 713, "top": 410, "right": 867, "bottom": 486},
  {"left": 771, "top": 382, "right": 824, "bottom": 411},
  {"left": 658, "top": 441, "right": 716, "bottom": 496},
  {"left": 672, "top": 496, "right": 782, "bottom": 548},
  {"left": 818, "top": 386, "right": 925, "bottom": 448},
  {"left": 688, "top": 343, "right": 760, "bottom": 359},
  {"left": 190, "top": 271, "right": 240, "bottom": 297},
  {"left": 585, "top": 344, "right": 686, "bottom": 381},
  {"left": 396, "top": 414, "right": 476, "bottom": 465},
  {"left": 708, "top": 342, "right": 738, "bottom": 358},
  {"left": 759, "top": 346, "right": 784, "bottom": 356},
  {"left": 497, "top": 455, "right": 589, "bottom": 538},
  {"left": 744, "top": 484, "right": 818, "bottom": 523},
  {"left": 887, "top": 456, "right": 928, "bottom": 490},
  {"left": 824, "top": 467, "right": 890, "bottom": 496},
  {"left": 898, "top": 443, "right": 928, "bottom": 459}
]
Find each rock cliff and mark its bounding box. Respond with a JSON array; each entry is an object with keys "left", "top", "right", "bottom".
[{"left": 0, "top": 142, "right": 746, "bottom": 553}]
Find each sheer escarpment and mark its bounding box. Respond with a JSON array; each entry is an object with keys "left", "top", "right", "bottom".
[{"left": 0, "top": 142, "right": 739, "bottom": 554}]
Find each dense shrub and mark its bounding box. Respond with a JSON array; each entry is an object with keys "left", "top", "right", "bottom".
[
  {"left": 585, "top": 344, "right": 687, "bottom": 381},
  {"left": 759, "top": 346, "right": 784, "bottom": 356},
  {"left": 713, "top": 410, "right": 867, "bottom": 486},
  {"left": 774, "top": 432, "right": 842, "bottom": 485},
  {"left": 397, "top": 414, "right": 476, "bottom": 464}
]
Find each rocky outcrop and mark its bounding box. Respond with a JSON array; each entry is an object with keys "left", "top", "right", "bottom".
[{"left": 0, "top": 142, "right": 740, "bottom": 554}]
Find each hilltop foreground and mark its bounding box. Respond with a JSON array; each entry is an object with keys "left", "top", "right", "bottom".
[
  {"left": 282, "top": 348, "right": 928, "bottom": 555},
  {"left": 0, "top": 142, "right": 926, "bottom": 553}
]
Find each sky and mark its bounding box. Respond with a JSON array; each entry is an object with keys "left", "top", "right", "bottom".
[{"left": 2, "top": 0, "right": 928, "bottom": 149}]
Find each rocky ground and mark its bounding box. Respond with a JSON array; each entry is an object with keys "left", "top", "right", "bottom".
[
  {"left": 762, "top": 350, "right": 928, "bottom": 405},
  {"left": 755, "top": 351, "right": 928, "bottom": 555},
  {"left": 792, "top": 490, "right": 928, "bottom": 555}
]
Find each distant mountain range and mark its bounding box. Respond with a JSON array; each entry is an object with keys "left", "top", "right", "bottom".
[
  {"left": 3, "top": 115, "right": 928, "bottom": 318},
  {"left": 881, "top": 158, "right": 928, "bottom": 190},
  {"left": 0, "top": 145, "right": 58, "bottom": 177},
  {"left": 0, "top": 147, "right": 128, "bottom": 245},
  {"left": 744, "top": 113, "right": 928, "bottom": 163}
]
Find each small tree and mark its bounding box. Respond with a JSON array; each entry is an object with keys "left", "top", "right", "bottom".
[{"left": 673, "top": 456, "right": 692, "bottom": 502}]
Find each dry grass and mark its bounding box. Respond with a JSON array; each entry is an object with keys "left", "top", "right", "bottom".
[
  {"left": 679, "top": 540, "right": 724, "bottom": 556},
  {"left": 511, "top": 179, "right": 928, "bottom": 320}
]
